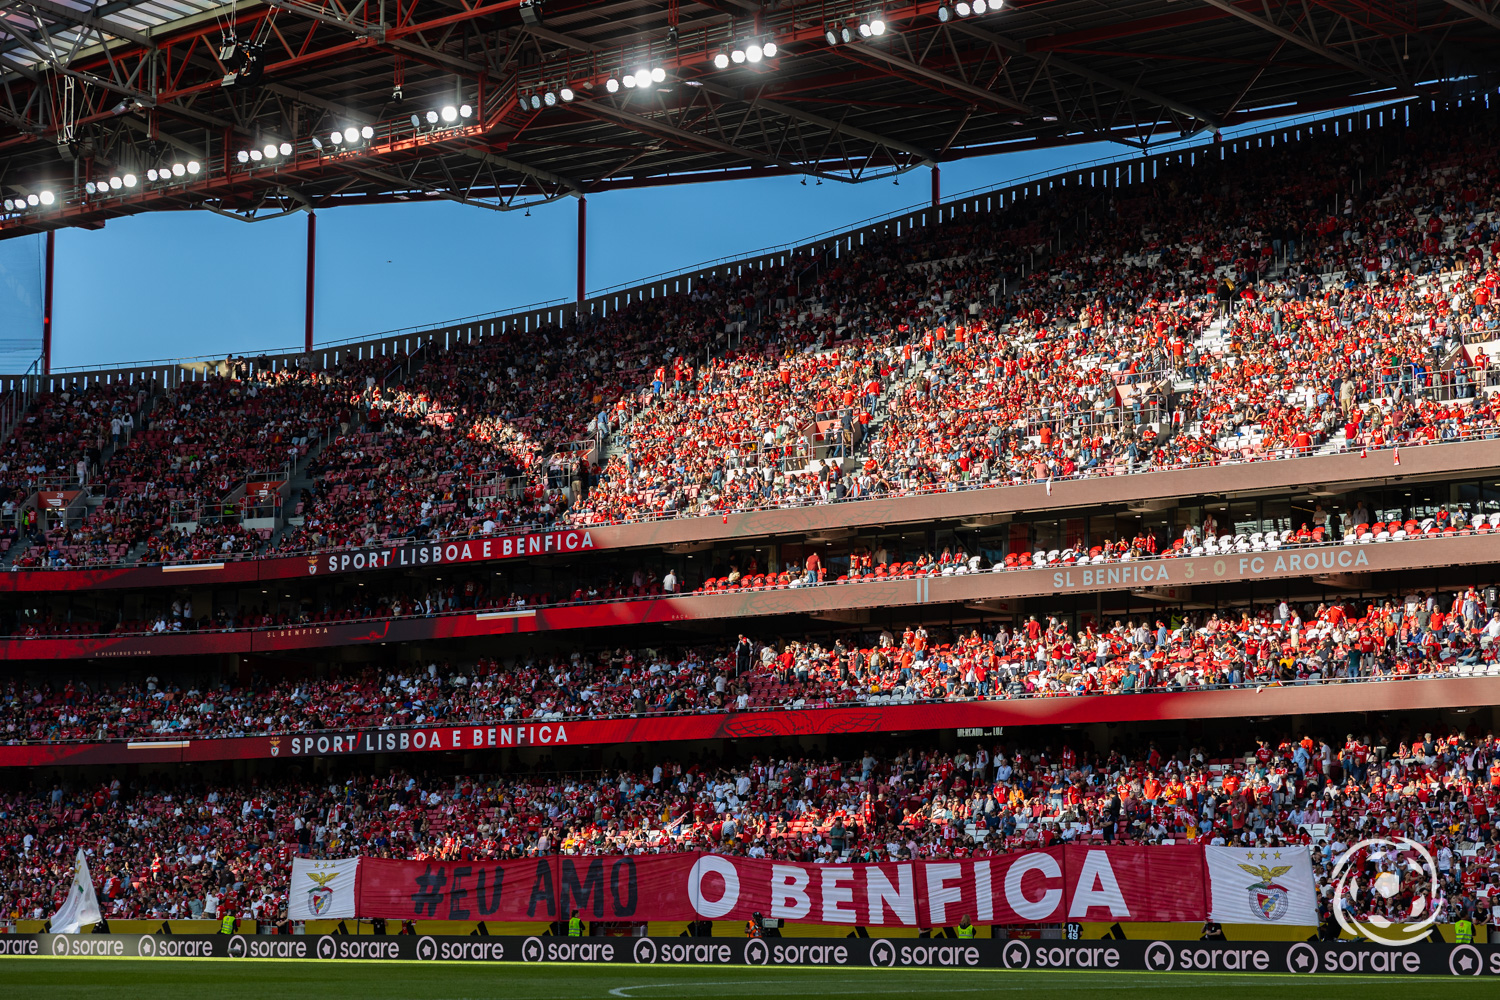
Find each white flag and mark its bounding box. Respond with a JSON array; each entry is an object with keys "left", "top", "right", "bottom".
[
  {"left": 1206, "top": 846, "right": 1317, "bottom": 925},
  {"left": 288, "top": 857, "right": 360, "bottom": 920},
  {"left": 49, "top": 849, "right": 102, "bottom": 934}
]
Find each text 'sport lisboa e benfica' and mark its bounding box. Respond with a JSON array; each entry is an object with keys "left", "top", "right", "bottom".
[{"left": 315, "top": 530, "right": 598, "bottom": 574}]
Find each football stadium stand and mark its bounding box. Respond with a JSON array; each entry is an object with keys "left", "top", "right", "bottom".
[{"left": 3, "top": 99, "right": 1500, "bottom": 949}]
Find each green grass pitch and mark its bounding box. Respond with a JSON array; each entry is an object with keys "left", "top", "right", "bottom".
[{"left": 0, "top": 958, "right": 1492, "bottom": 1000}]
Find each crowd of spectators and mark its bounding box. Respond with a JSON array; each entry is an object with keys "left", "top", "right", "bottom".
[
  {"left": 3, "top": 363, "right": 387, "bottom": 569},
  {"left": 5, "top": 109, "right": 1498, "bottom": 568},
  {"left": 3, "top": 730, "right": 1498, "bottom": 931},
  {"left": 7, "top": 579, "right": 1500, "bottom": 743}
]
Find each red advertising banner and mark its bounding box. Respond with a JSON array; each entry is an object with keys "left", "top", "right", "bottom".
[
  {"left": 0, "top": 528, "right": 606, "bottom": 594},
  {"left": 354, "top": 849, "right": 1214, "bottom": 925},
  {"left": 1, "top": 675, "right": 1496, "bottom": 769}
]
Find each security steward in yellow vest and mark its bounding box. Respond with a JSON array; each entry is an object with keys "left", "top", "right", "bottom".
[
  {"left": 567, "top": 910, "right": 583, "bottom": 937},
  {"left": 219, "top": 913, "right": 235, "bottom": 935},
  {"left": 956, "top": 915, "right": 976, "bottom": 938},
  {"left": 1454, "top": 918, "right": 1474, "bottom": 944}
]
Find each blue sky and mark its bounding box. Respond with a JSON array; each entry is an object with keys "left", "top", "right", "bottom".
[
  {"left": 29, "top": 105, "right": 1371, "bottom": 370},
  {"left": 37, "top": 143, "right": 1103, "bottom": 370}
]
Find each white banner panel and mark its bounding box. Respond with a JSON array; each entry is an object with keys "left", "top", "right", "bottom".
[
  {"left": 1206, "top": 846, "right": 1317, "bottom": 925},
  {"left": 288, "top": 857, "right": 360, "bottom": 920}
]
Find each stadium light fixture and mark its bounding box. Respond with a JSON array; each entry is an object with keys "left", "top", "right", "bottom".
[
  {"left": 263, "top": 142, "right": 278, "bottom": 159},
  {"left": 146, "top": 169, "right": 158, "bottom": 182},
  {"left": 279, "top": 141, "right": 293, "bottom": 156},
  {"left": 840, "top": 25, "right": 853, "bottom": 43},
  {"left": 938, "top": 4, "right": 950, "bottom": 21},
  {"left": 825, "top": 27, "right": 838, "bottom": 45},
  {"left": 955, "top": 1, "right": 970, "bottom": 14},
  {"left": 250, "top": 148, "right": 264, "bottom": 161},
  {"left": 174, "top": 162, "right": 188, "bottom": 177},
  {"left": 361, "top": 125, "right": 375, "bottom": 139},
  {"left": 622, "top": 74, "right": 637, "bottom": 88},
  {"left": 109, "top": 176, "right": 123, "bottom": 190},
  {"left": 343, "top": 126, "right": 359, "bottom": 144},
  {"left": 330, "top": 131, "right": 343, "bottom": 144},
  {"left": 713, "top": 51, "right": 729, "bottom": 69},
  {"left": 731, "top": 47, "right": 745, "bottom": 64},
  {"left": 425, "top": 110, "right": 439, "bottom": 124},
  {"left": 237, "top": 150, "right": 250, "bottom": 164},
  {"left": 123, "top": 173, "right": 137, "bottom": 188},
  {"left": 870, "top": 16, "right": 886, "bottom": 35},
  {"left": 27, "top": 193, "right": 39, "bottom": 206},
  {"left": 764, "top": 40, "right": 778, "bottom": 57},
  {"left": 187, "top": 160, "right": 200, "bottom": 174},
  {"left": 2, "top": 198, "right": 11, "bottom": 210},
  {"left": 83, "top": 183, "right": 95, "bottom": 195},
  {"left": 746, "top": 42, "right": 763, "bottom": 63},
  {"left": 556, "top": 90, "right": 571, "bottom": 104},
  {"left": 311, "top": 136, "right": 324, "bottom": 150},
  {"left": 858, "top": 22, "right": 871, "bottom": 38},
  {"left": 442, "top": 105, "right": 458, "bottom": 122},
  {"left": 652, "top": 67, "right": 666, "bottom": 83},
  {"left": 38, "top": 190, "right": 54, "bottom": 205},
  {"left": 606, "top": 77, "right": 619, "bottom": 93},
  {"left": 543, "top": 90, "right": 556, "bottom": 107}
]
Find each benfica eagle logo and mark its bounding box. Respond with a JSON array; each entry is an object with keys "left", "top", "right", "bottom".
[
  {"left": 306, "top": 870, "right": 339, "bottom": 916},
  {"left": 307, "top": 557, "right": 319, "bottom": 576},
  {"left": 1240, "top": 863, "right": 1293, "bottom": 920}
]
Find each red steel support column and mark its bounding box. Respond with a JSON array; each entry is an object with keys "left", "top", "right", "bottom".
[
  {"left": 42, "top": 229, "right": 54, "bottom": 378},
  {"left": 577, "top": 196, "right": 587, "bottom": 302},
  {"left": 304, "top": 211, "right": 316, "bottom": 355},
  {"left": 931, "top": 165, "right": 940, "bottom": 213}
]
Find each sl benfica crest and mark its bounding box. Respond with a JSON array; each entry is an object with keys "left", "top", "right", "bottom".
[
  {"left": 1240, "top": 863, "right": 1293, "bottom": 920},
  {"left": 305, "top": 870, "right": 339, "bottom": 915}
]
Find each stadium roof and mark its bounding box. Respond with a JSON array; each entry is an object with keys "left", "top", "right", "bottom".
[{"left": 0, "top": 0, "right": 1496, "bottom": 238}]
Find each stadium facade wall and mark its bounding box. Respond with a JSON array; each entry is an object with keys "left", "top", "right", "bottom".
[
  {"left": 2, "top": 675, "right": 1496, "bottom": 768},
  {"left": 4, "top": 528, "right": 1499, "bottom": 661},
  {"left": 1, "top": 433, "right": 1496, "bottom": 594}
]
